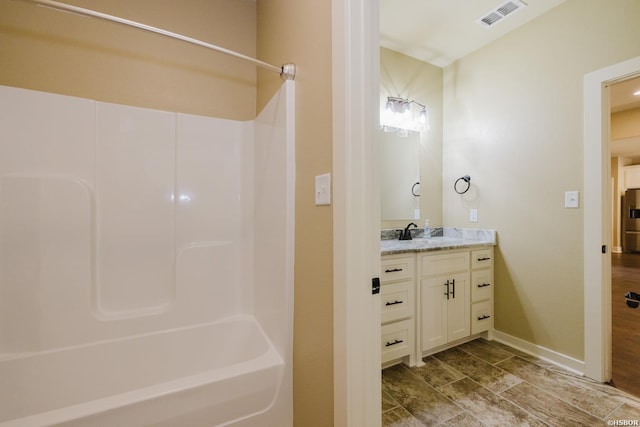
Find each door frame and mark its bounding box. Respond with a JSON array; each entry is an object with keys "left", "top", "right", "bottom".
[
  {"left": 584, "top": 55, "right": 640, "bottom": 382},
  {"left": 332, "top": 0, "right": 381, "bottom": 425}
]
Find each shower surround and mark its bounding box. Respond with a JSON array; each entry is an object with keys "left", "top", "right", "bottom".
[{"left": 0, "top": 82, "right": 294, "bottom": 426}]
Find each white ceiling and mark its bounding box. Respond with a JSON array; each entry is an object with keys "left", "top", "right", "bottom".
[
  {"left": 611, "top": 77, "right": 640, "bottom": 113},
  {"left": 380, "top": 0, "right": 569, "bottom": 68}
]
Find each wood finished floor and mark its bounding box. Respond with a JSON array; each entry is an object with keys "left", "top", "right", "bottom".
[
  {"left": 382, "top": 339, "right": 640, "bottom": 426},
  {"left": 611, "top": 252, "right": 640, "bottom": 397}
]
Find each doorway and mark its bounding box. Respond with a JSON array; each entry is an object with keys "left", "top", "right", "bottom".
[
  {"left": 609, "top": 75, "right": 640, "bottom": 396},
  {"left": 583, "top": 56, "right": 640, "bottom": 386}
]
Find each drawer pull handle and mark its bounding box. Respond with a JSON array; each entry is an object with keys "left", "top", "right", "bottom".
[
  {"left": 477, "top": 315, "right": 491, "bottom": 320},
  {"left": 385, "top": 300, "right": 404, "bottom": 306},
  {"left": 477, "top": 283, "right": 491, "bottom": 288},
  {"left": 444, "top": 280, "right": 450, "bottom": 300},
  {"left": 477, "top": 257, "right": 491, "bottom": 261},
  {"left": 384, "top": 268, "right": 403, "bottom": 273},
  {"left": 385, "top": 339, "right": 404, "bottom": 347}
]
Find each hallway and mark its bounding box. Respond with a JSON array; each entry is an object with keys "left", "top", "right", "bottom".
[{"left": 611, "top": 252, "right": 640, "bottom": 397}]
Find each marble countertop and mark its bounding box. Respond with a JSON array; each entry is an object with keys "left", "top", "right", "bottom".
[{"left": 380, "top": 228, "right": 496, "bottom": 255}]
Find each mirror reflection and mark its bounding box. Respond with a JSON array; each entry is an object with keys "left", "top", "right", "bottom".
[
  {"left": 378, "top": 129, "right": 420, "bottom": 220},
  {"left": 378, "top": 47, "right": 443, "bottom": 228}
]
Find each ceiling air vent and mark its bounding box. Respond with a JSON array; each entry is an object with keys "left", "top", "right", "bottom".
[
  {"left": 480, "top": 12, "right": 503, "bottom": 27},
  {"left": 476, "top": 0, "right": 527, "bottom": 28}
]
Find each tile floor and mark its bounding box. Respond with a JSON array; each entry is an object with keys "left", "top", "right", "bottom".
[{"left": 382, "top": 338, "right": 640, "bottom": 426}]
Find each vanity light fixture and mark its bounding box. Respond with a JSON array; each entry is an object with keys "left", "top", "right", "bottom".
[{"left": 381, "top": 96, "right": 430, "bottom": 136}]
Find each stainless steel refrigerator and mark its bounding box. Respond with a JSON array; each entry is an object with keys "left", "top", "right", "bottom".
[{"left": 623, "top": 189, "right": 640, "bottom": 253}]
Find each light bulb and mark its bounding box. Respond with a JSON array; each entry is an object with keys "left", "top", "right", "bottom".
[
  {"left": 385, "top": 100, "right": 393, "bottom": 112},
  {"left": 419, "top": 108, "right": 427, "bottom": 124}
]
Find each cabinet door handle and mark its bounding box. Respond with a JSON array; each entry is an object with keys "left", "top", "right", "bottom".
[
  {"left": 444, "top": 280, "right": 450, "bottom": 300},
  {"left": 477, "top": 315, "right": 491, "bottom": 320},
  {"left": 384, "top": 268, "right": 403, "bottom": 273},
  {"left": 477, "top": 283, "right": 491, "bottom": 288},
  {"left": 385, "top": 339, "right": 404, "bottom": 347},
  {"left": 385, "top": 300, "right": 403, "bottom": 306},
  {"left": 451, "top": 278, "right": 456, "bottom": 299},
  {"left": 477, "top": 257, "right": 491, "bottom": 261}
]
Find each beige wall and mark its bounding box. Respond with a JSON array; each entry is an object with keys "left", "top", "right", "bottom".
[
  {"left": 612, "top": 108, "right": 640, "bottom": 140},
  {"left": 256, "top": 2, "right": 334, "bottom": 427},
  {"left": 2, "top": 0, "right": 336, "bottom": 424},
  {"left": 443, "top": 0, "right": 640, "bottom": 360},
  {"left": 0, "top": 0, "right": 256, "bottom": 120},
  {"left": 380, "top": 48, "right": 443, "bottom": 231}
]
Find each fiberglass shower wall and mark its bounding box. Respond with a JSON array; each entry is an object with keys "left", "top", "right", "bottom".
[{"left": 0, "top": 82, "right": 293, "bottom": 358}]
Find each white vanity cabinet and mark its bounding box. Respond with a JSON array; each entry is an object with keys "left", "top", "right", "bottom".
[
  {"left": 380, "top": 254, "right": 416, "bottom": 366},
  {"left": 471, "top": 248, "right": 494, "bottom": 334},
  {"left": 419, "top": 251, "right": 471, "bottom": 352},
  {"left": 380, "top": 241, "right": 495, "bottom": 366}
]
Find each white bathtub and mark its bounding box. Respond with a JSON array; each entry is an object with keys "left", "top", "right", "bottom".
[
  {"left": 0, "top": 315, "right": 284, "bottom": 427},
  {"left": 0, "top": 82, "right": 294, "bottom": 426}
]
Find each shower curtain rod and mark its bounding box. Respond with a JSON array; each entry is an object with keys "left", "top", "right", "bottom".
[{"left": 24, "top": 0, "right": 296, "bottom": 81}]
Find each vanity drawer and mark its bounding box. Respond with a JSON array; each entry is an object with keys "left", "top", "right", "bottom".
[
  {"left": 381, "top": 319, "right": 413, "bottom": 363},
  {"left": 381, "top": 256, "right": 415, "bottom": 283},
  {"left": 381, "top": 281, "right": 414, "bottom": 324},
  {"left": 471, "top": 300, "right": 492, "bottom": 334},
  {"left": 471, "top": 270, "right": 492, "bottom": 303},
  {"left": 471, "top": 248, "right": 493, "bottom": 269},
  {"left": 420, "top": 251, "right": 469, "bottom": 277}
]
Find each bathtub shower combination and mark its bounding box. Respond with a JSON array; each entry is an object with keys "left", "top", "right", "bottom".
[{"left": 0, "top": 81, "right": 295, "bottom": 426}]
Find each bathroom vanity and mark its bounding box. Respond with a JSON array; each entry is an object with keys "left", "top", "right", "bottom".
[{"left": 380, "top": 229, "right": 496, "bottom": 367}]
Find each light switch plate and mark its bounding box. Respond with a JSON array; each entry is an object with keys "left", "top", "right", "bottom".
[
  {"left": 565, "top": 191, "right": 579, "bottom": 208},
  {"left": 315, "top": 173, "right": 331, "bottom": 205}
]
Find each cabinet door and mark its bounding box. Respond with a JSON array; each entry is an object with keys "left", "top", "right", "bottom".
[
  {"left": 381, "top": 256, "right": 415, "bottom": 283},
  {"left": 381, "top": 319, "right": 413, "bottom": 363},
  {"left": 381, "top": 280, "right": 413, "bottom": 324},
  {"left": 471, "top": 269, "right": 492, "bottom": 303},
  {"left": 421, "top": 276, "right": 448, "bottom": 351},
  {"left": 471, "top": 248, "right": 493, "bottom": 269},
  {"left": 472, "top": 300, "right": 492, "bottom": 334},
  {"left": 447, "top": 272, "right": 470, "bottom": 342},
  {"left": 625, "top": 165, "right": 640, "bottom": 189},
  {"left": 421, "top": 251, "right": 469, "bottom": 276}
]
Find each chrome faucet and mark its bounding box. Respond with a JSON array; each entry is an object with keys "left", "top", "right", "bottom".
[{"left": 399, "top": 222, "right": 417, "bottom": 240}]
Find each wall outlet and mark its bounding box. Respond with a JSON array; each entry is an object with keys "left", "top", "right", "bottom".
[{"left": 470, "top": 208, "right": 478, "bottom": 222}]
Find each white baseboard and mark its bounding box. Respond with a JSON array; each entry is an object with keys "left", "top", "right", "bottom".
[
  {"left": 613, "top": 246, "right": 622, "bottom": 253},
  {"left": 491, "top": 329, "right": 585, "bottom": 376}
]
